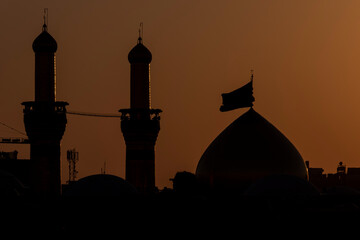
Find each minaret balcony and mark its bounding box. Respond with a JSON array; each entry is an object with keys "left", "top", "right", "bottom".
[
  {"left": 119, "top": 108, "right": 161, "bottom": 144},
  {"left": 21, "top": 101, "right": 69, "bottom": 141},
  {"left": 119, "top": 108, "right": 161, "bottom": 121},
  {"left": 22, "top": 101, "right": 68, "bottom": 114}
]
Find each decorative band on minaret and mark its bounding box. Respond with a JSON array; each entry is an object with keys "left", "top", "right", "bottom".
[
  {"left": 22, "top": 19, "right": 68, "bottom": 196},
  {"left": 120, "top": 36, "right": 161, "bottom": 194}
]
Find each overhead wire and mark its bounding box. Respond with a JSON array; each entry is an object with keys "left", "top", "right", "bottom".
[
  {"left": 0, "top": 110, "right": 121, "bottom": 138},
  {"left": 0, "top": 121, "right": 27, "bottom": 136},
  {"left": 66, "top": 110, "right": 121, "bottom": 118}
]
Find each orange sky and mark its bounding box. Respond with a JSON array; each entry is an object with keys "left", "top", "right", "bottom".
[{"left": 1, "top": 0, "right": 360, "bottom": 189}]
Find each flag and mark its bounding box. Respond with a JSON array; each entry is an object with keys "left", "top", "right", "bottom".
[{"left": 220, "top": 80, "right": 255, "bottom": 112}]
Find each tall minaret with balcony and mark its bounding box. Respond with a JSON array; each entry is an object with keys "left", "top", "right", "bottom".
[
  {"left": 119, "top": 34, "right": 161, "bottom": 194},
  {"left": 22, "top": 15, "right": 68, "bottom": 196}
]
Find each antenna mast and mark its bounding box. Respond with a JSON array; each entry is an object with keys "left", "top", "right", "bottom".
[{"left": 67, "top": 149, "right": 79, "bottom": 183}]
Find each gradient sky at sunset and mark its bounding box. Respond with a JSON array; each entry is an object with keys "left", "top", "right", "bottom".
[{"left": 1, "top": 0, "right": 360, "bottom": 188}]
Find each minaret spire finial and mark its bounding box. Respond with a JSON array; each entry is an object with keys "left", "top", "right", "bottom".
[
  {"left": 42, "top": 8, "right": 48, "bottom": 31},
  {"left": 138, "top": 22, "right": 143, "bottom": 44}
]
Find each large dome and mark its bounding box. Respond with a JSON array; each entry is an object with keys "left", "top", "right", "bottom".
[{"left": 196, "top": 108, "right": 308, "bottom": 192}]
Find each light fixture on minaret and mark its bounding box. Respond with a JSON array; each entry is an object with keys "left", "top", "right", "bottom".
[
  {"left": 22, "top": 9, "right": 68, "bottom": 196},
  {"left": 119, "top": 24, "right": 161, "bottom": 194}
]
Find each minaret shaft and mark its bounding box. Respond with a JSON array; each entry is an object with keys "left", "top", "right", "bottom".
[
  {"left": 35, "top": 52, "right": 56, "bottom": 102},
  {"left": 121, "top": 117, "right": 160, "bottom": 193},
  {"left": 22, "top": 23, "right": 68, "bottom": 196},
  {"left": 130, "top": 63, "right": 150, "bottom": 109},
  {"left": 120, "top": 37, "right": 161, "bottom": 194}
]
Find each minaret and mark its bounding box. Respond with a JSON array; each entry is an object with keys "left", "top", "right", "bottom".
[
  {"left": 119, "top": 34, "right": 161, "bottom": 194},
  {"left": 22, "top": 14, "right": 68, "bottom": 196}
]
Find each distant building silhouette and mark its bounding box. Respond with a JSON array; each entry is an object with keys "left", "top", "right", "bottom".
[
  {"left": 307, "top": 161, "right": 360, "bottom": 194},
  {"left": 170, "top": 171, "right": 198, "bottom": 195},
  {"left": 119, "top": 36, "right": 161, "bottom": 194},
  {"left": 21, "top": 22, "right": 68, "bottom": 196}
]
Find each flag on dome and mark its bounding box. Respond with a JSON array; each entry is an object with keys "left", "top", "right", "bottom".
[{"left": 220, "top": 79, "right": 255, "bottom": 112}]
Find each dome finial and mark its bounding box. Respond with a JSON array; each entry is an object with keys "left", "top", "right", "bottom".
[
  {"left": 250, "top": 69, "right": 254, "bottom": 109},
  {"left": 42, "top": 8, "right": 48, "bottom": 32}
]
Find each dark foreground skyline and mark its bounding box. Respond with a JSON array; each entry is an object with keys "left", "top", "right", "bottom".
[{"left": 2, "top": 1, "right": 360, "bottom": 189}]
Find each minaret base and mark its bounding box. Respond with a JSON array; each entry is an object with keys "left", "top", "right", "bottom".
[
  {"left": 120, "top": 109, "right": 161, "bottom": 194},
  {"left": 22, "top": 101, "right": 68, "bottom": 196}
]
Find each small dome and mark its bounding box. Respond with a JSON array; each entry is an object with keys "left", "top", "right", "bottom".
[
  {"left": 32, "top": 24, "right": 57, "bottom": 52},
  {"left": 128, "top": 37, "right": 152, "bottom": 63},
  {"left": 196, "top": 108, "right": 308, "bottom": 192},
  {"left": 63, "top": 174, "right": 138, "bottom": 196}
]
